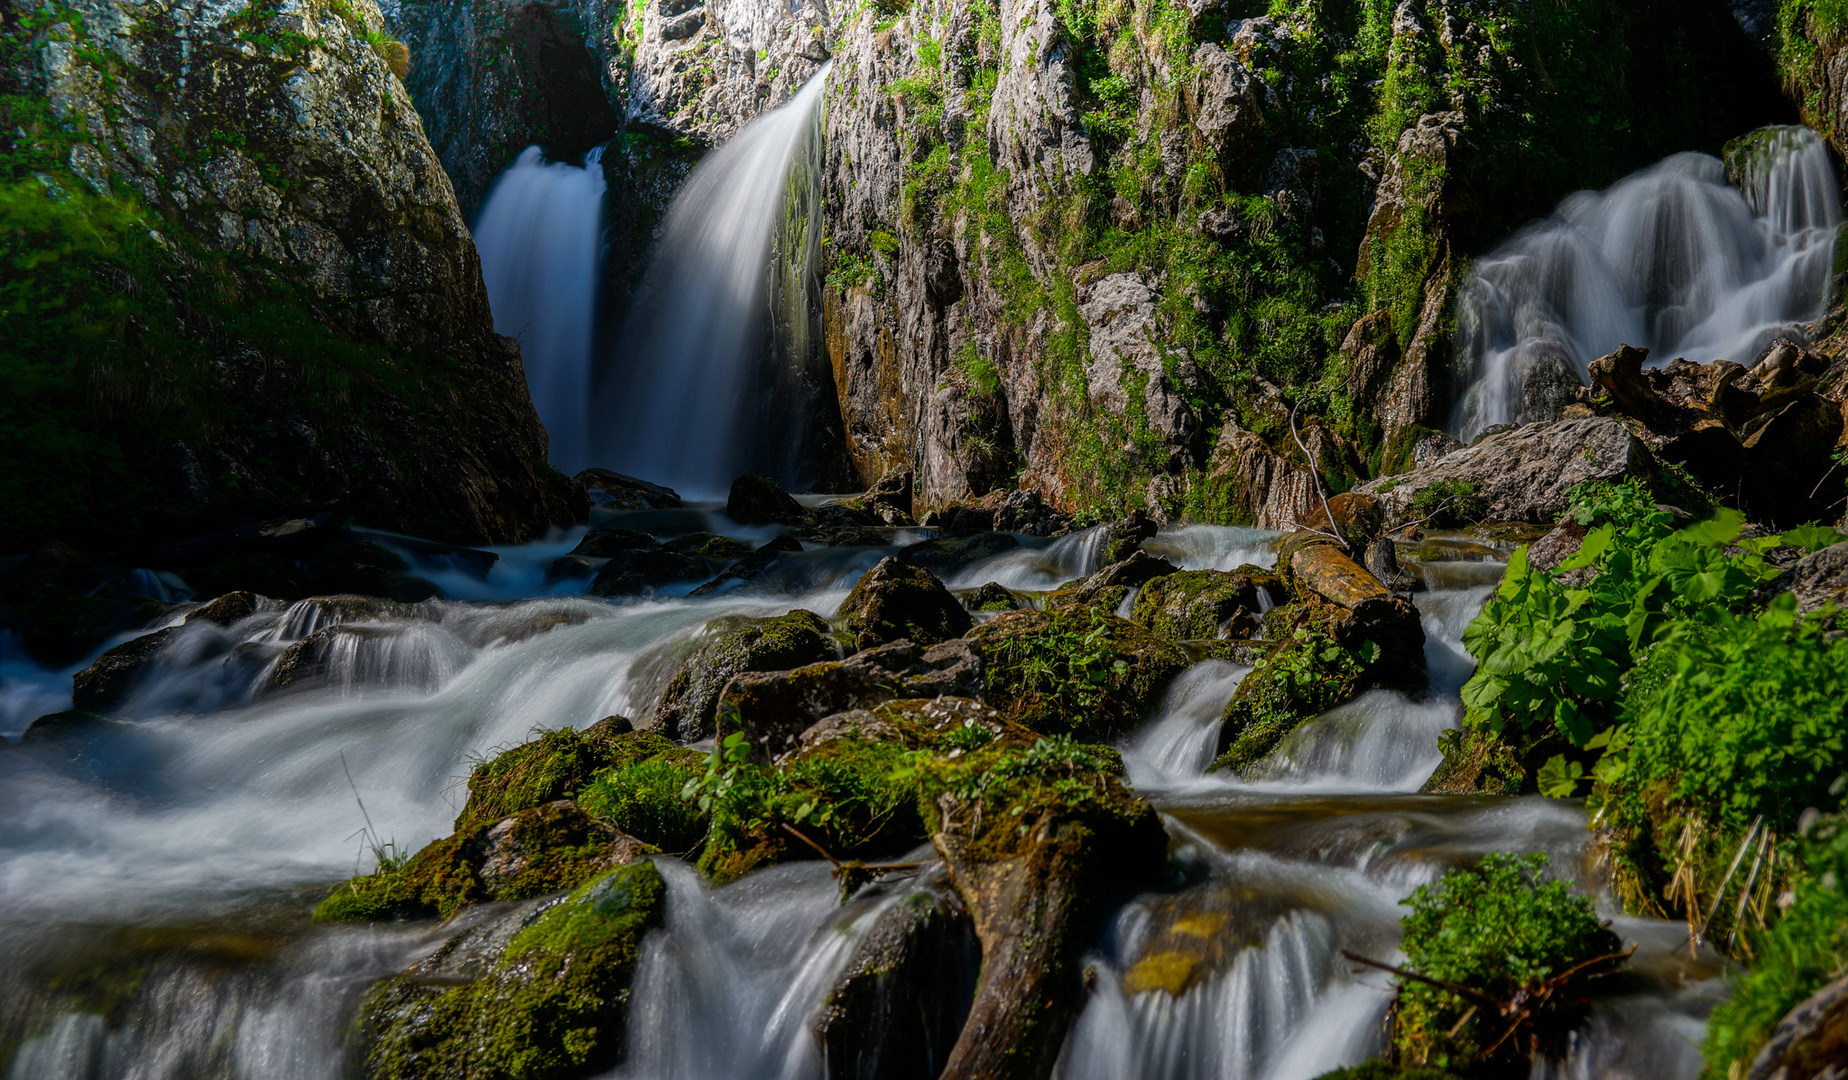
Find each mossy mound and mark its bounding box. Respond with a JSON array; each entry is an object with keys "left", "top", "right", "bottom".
[
  {"left": 316, "top": 724, "right": 690, "bottom": 922},
  {"left": 963, "top": 582, "right": 1023, "bottom": 613},
  {"left": 837, "top": 557, "right": 974, "bottom": 651},
  {"left": 652, "top": 610, "right": 838, "bottom": 742},
  {"left": 1130, "top": 566, "right": 1281, "bottom": 643},
  {"left": 457, "top": 722, "right": 678, "bottom": 834},
  {"left": 1210, "top": 595, "right": 1423, "bottom": 775},
  {"left": 965, "top": 607, "right": 1188, "bottom": 740},
  {"left": 358, "top": 862, "right": 666, "bottom": 1080},
  {"left": 577, "top": 754, "right": 710, "bottom": 853}
]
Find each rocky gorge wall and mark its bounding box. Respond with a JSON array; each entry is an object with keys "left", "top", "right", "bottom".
[{"left": 0, "top": 0, "right": 578, "bottom": 553}]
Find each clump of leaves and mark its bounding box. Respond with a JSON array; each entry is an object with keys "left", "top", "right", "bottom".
[
  {"left": 1387, "top": 853, "right": 1627, "bottom": 1076},
  {"left": 578, "top": 755, "right": 708, "bottom": 853}
]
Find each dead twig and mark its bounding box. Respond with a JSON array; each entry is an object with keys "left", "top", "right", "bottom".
[{"left": 1291, "top": 401, "right": 1349, "bottom": 552}]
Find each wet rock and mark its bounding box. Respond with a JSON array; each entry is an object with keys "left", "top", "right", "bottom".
[
  {"left": 652, "top": 610, "right": 837, "bottom": 742},
  {"left": 466, "top": 801, "right": 655, "bottom": 899},
  {"left": 1054, "top": 551, "right": 1180, "bottom": 614},
  {"left": 575, "top": 469, "right": 684, "bottom": 512},
  {"left": 727, "top": 474, "right": 805, "bottom": 525},
  {"left": 70, "top": 591, "right": 267, "bottom": 712},
  {"left": 588, "top": 547, "right": 710, "bottom": 597},
  {"left": 1131, "top": 567, "right": 1280, "bottom": 642},
  {"left": 868, "top": 469, "right": 916, "bottom": 526},
  {"left": 688, "top": 534, "right": 804, "bottom": 596},
  {"left": 1356, "top": 418, "right": 1658, "bottom": 526},
  {"left": 660, "top": 532, "right": 752, "bottom": 559},
  {"left": 900, "top": 532, "right": 1021, "bottom": 575},
  {"left": 964, "top": 608, "right": 1188, "bottom": 740},
  {"left": 1742, "top": 973, "right": 1848, "bottom": 1080},
  {"left": 147, "top": 513, "right": 339, "bottom": 568},
  {"left": 21, "top": 710, "right": 129, "bottom": 744},
  {"left": 838, "top": 557, "right": 973, "bottom": 651},
  {"left": 1791, "top": 542, "right": 1848, "bottom": 614},
  {"left": 488, "top": 610, "right": 594, "bottom": 646},
  {"left": 814, "top": 870, "right": 980, "bottom": 1080},
  {"left": 963, "top": 582, "right": 1024, "bottom": 613},
  {"left": 544, "top": 555, "right": 603, "bottom": 585},
  {"left": 1103, "top": 509, "right": 1161, "bottom": 565},
  {"left": 355, "top": 862, "right": 665, "bottom": 1080},
  {"left": 724, "top": 640, "right": 986, "bottom": 761},
  {"left": 570, "top": 527, "right": 661, "bottom": 557}
]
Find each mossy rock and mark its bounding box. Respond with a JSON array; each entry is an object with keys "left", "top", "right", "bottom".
[
  {"left": 963, "top": 581, "right": 1023, "bottom": 613},
  {"left": 1210, "top": 595, "right": 1426, "bottom": 775},
  {"left": 837, "top": 556, "right": 973, "bottom": 651},
  {"left": 458, "top": 722, "right": 676, "bottom": 834},
  {"left": 652, "top": 609, "right": 837, "bottom": 742},
  {"left": 357, "top": 861, "right": 667, "bottom": 1080},
  {"left": 1421, "top": 727, "right": 1530, "bottom": 795},
  {"left": 1130, "top": 566, "right": 1282, "bottom": 643},
  {"left": 965, "top": 607, "right": 1188, "bottom": 740},
  {"left": 660, "top": 531, "right": 752, "bottom": 559}
]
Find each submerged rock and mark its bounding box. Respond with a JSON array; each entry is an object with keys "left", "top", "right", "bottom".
[
  {"left": 357, "top": 862, "right": 666, "bottom": 1080},
  {"left": 837, "top": 557, "right": 973, "bottom": 652},
  {"left": 652, "top": 610, "right": 838, "bottom": 742}
]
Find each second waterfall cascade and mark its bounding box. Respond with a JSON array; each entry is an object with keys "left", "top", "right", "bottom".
[{"left": 594, "top": 64, "right": 834, "bottom": 498}]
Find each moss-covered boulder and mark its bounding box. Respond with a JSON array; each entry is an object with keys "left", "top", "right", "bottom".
[
  {"left": 838, "top": 557, "right": 973, "bottom": 651},
  {"left": 963, "top": 582, "right": 1024, "bottom": 613},
  {"left": 357, "top": 861, "right": 666, "bottom": 1080},
  {"left": 652, "top": 610, "right": 837, "bottom": 742},
  {"left": 964, "top": 608, "right": 1187, "bottom": 741},
  {"left": 316, "top": 723, "right": 690, "bottom": 922},
  {"left": 1131, "top": 567, "right": 1282, "bottom": 643}
]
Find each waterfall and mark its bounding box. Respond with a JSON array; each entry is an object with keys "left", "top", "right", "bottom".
[
  {"left": 594, "top": 65, "right": 832, "bottom": 498},
  {"left": 474, "top": 146, "right": 607, "bottom": 474},
  {"left": 1452, "top": 125, "right": 1842, "bottom": 440}
]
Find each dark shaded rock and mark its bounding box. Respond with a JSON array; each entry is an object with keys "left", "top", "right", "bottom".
[
  {"left": 815, "top": 870, "right": 980, "bottom": 1080},
  {"left": 1791, "top": 542, "right": 1848, "bottom": 614},
  {"left": 661, "top": 532, "right": 752, "bottom": 559},
  {"left": 869, "top": 469, "right": 916, "bottom": 526},
  {"left": 575, "top": 469, "right": 684, "bottom": 512},
  {"left": 1363, "top": 537, "right": 1407, "bottom": 590},
  {"left": 1061, "top": 551, "right": 1180, "bottom": 611},
  {"left": 727, "top": 474, "right": 805, "bottom": 525},
  {"left": 653, "top": 610, "right": 837, "bottom": 742},
  {"left": 723, "top": 640, "right": 985, "bottom": 762},
  {"left": 571, "top": 528, "right": 661, "bottom": 558},
  {"left": 1743, "top": 973, "right": 1848, "bottom": 1080},
  {"left": 21, "top": 710, "right": 127, "bottom": 744},
  {"left": 71, "top": 591, "right": 268, "bottom": 712},
  {"left": 588, "top": 548, "right": 709, "bottom": 597},
  {"left": 1130, "top": 567, "right": 1280, "bottom": 642},
  {"left": 900, "top": 532, "right": 1021, "bottom": 575},
  {"left": 544, "top": 555, "right": 603, "bottom": 585},
  {"left": 688, "top": 534, "right": 805, "bottom": 596},
  {"left": 838, "top": 557, "right": 973, "bottom": 651},
  {"left": 963, "top": 582, "right": 1024, "bottom": 613},
  {"left": 1103, "top": 509, "right": 1160, "bottom": 564},
  {"left": 147, "top": 513, "right": 338, "bottom": 568},
  {"left": 964, "top": 608, "right": 1188, "bottom": 740},
  {"left": 1357, "top": 418, "right": 1658, "bottom": 526}
]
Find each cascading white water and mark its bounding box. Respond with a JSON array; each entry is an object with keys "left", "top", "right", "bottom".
[
  {"left": 595, "top": 65, "right": 831, "bottom": 497},
  {"left": 1452, "top": 125, "right": 1842, "bottom": 440},
  {"left": 474, "top": 146, "right": 607, "bottom": 474}
]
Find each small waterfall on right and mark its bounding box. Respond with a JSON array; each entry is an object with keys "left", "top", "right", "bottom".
[
  {"left": 474, "top": 146, "right": 608, "bottom": 474},
  {"left": 594, "top": 65, "right": 833, "bottom": 498},
  {"left": 1452, "top": 125, "right": 1842, "bottom": 441}
]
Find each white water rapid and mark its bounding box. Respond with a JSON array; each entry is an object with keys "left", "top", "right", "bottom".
[
  {"left": 1453, "top": 125, "right": 1842, "bottom": 439},
  {"left": 594, "top": 65, "right": 831, "bottom": 498},
  {"left": 0, "top": 514, "right": 1720, "bottom": 1080},
  {"left": 475, "top": 145, "right": 608, "bottom": 474}
]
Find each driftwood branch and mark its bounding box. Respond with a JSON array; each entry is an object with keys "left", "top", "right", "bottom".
[{"left": 1291, "top": 401, "right": 1348, "bottom": 552}]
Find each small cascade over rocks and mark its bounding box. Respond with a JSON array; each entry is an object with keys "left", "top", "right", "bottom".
[
  {"left": 474, "top": 146, "right": 608, "bottom": 474},
  {"left": 1453, "top": 125, "right": 1842, "bottom": 440},
  {"left": 595, "top": 64, "right": 833, "bottom": 498}
]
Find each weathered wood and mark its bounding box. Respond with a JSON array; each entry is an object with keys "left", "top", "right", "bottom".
[{"left": 1288, "top": 536, "right": 1395, "bottom": 613}]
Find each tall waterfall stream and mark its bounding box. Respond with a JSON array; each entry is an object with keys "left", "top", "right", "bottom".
[
  {"left": 0, "top": 521, "right": 1717, "bottom": 1079},
  {"left": 1453, "top": 125, "right": 1841, "bottom": 439}
]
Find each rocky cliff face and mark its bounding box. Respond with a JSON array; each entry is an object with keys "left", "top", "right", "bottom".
[
  {"left": 1, "top": 0, "right": 578, "bottom": 551},
  {"left": 393, "top": 0, "right": 1788, "bottom": 522}
]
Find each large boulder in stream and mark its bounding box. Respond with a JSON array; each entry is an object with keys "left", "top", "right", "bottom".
[
  {"left": 357, "top": 862, "right": 665, "bottom": 1080},
  {"left": 1355, "top": 417, "right": 1656, "bottom": 527},
  {"left": 651, "top": 609, "right": 838, "bottom": 742},
  {"left": 837, "top": 557, "right": 973, "bottom": 652},
  {"left": 71, "top": 591, "right": 264, "bottom": 712},
  {"left": 727, "top": 474, "right": 805, "bottom": 525}
]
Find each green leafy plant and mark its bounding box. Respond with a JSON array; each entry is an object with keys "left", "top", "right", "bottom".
[
  {"left": 578, "top": 755, "right": 708, "bottom": 852},
  {"left": 1390, "top": 853, "right": 1626, "bottom": 1074}
]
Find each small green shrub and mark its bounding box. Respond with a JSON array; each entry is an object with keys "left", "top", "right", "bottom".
[
  {"left": 1394, "top": 853, "right": 1623, "bottom": 1073},
  {"left": 1408, "top": 480, "right": 1484, "bottom": 528}
]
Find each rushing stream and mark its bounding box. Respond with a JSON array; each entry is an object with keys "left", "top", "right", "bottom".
[{"left": 0, "top": 518, "right": 1720, "bottom": 1080}]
